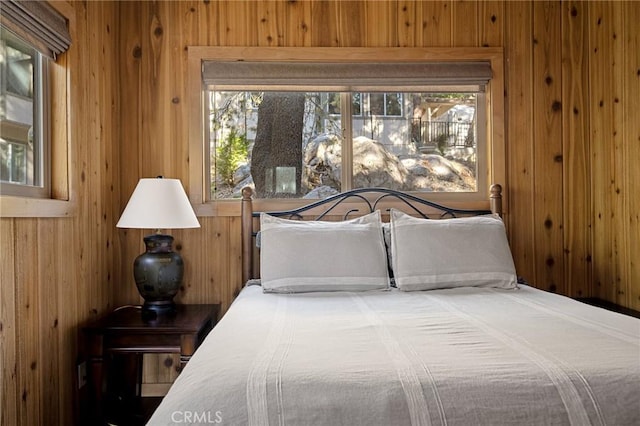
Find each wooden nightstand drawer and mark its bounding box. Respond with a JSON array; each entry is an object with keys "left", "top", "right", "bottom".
[{"left": 104, "top": 333, "right": 183, "bottom": 352}]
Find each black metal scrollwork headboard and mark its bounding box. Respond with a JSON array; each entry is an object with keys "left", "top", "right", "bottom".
[{"left": 241, "top": 184, "right": 503, "bottom": 282}]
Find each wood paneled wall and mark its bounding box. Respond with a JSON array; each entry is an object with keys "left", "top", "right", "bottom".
[
  {"left": 1, "top": 1, "right": 120, "bottom": 425},
  {"left": 1, "top": 1, "right": 638, "bottom": 425}
]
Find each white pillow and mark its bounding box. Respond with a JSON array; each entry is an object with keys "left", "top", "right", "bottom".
[
  {"left": 260, "top": 211, "right": 390, "bottom": 293},
  {"left": 390, "top": 209, "right": 517, "bottom": 291}
]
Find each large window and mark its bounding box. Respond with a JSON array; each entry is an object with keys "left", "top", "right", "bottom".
[
  {"left": 0, "top": 26, "right": 49, "bottom": 197},
  {"left": 207, "top": 89, "right": 482, "bottom": 200},
  {"left": 188, "top": 48, "right": 505, "bottom": 209}
]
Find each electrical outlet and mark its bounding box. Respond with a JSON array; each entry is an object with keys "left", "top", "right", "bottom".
[{"left": 77, "top": 361, "right": 87, "bottom": 389}]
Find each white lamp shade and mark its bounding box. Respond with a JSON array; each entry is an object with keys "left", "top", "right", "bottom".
[{"left": 116, "top": 178, "right": 200, "bottom": 230}]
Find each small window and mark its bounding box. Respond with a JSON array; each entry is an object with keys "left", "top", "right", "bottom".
[
  {"left": 369, "top": 93, "right": 403, "bottom": 117},
  {"left": 0, "top": 26, "right": 50, "bottom": 197},
  {"left": 328, "top": 93, "right": 362, "bottom": 116}
]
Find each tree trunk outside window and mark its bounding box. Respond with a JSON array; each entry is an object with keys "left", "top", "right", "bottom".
[{"left": 251, "top": 92, "right": 305, "bottom": 197}]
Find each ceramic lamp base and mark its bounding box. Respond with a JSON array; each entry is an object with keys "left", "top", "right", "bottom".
[{"left": 133, "top": 234, "right": 183, "bottom": 315}]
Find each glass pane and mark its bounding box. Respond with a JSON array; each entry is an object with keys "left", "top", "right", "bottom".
[
  {"left": 5, "top": 45, "right": 34, "bottom": 98},
  {"left": 369, "top": 93, "right": 384, "bottom": 115},
  {"left": 352, "top": 93, "right": 362, "bottom": 116},
  {"left": 0, "top": 140, "right": 27, "bottom": 183},
  {"left": 1, "top": 27, "right": 41, "bottom": 189},
  {"left": 327, "top": 92, "right": 340, "bottom": 115},
  {"left": 352, "top": 92, "right": 478, "bottom": 193},
  {"left": 209, "top": 91, "right": 343, "bottom": 199},
  {"left": 0, "top": 141, "right": 9, "bottom": 181},
  {"left": 385, "top": 93, "right": 402, "bottom": 116}
]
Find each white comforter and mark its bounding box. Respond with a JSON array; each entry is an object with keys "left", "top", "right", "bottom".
[{"left": 148, "top": 284, "right": 640, "bottom": 426}]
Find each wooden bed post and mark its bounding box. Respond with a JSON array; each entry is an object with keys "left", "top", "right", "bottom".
[
  {"left": 241, "top": 186, "right": 254, "bottom": 283},
  {"left": 490, "top": 184, "right": 503, "bottom": 217}
]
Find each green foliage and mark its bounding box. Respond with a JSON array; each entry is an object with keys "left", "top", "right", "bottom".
[{"left": 216, "top": 129, "right": 249, "bottom": 186}]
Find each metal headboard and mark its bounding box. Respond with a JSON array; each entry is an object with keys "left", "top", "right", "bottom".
[{"left": 241, "top": 184, "right": 503, "bottom": 282}]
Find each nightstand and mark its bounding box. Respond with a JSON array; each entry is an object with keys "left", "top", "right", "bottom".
[{"left": 83, "top": 304, "right": 219, "bottom": 425}]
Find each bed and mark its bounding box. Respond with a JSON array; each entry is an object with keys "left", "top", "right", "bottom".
[{"left": 148, "top": 185, "right": 640, "bottom": 426}]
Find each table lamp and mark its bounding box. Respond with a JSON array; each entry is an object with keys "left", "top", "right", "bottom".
[{"left": 116, "top": 177, "right": 200, "bottom": 314}]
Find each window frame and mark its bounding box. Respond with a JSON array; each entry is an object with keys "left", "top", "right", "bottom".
[
  {"left": 367, "top": 92, "right": 404, "bottom": 117},
  {"left": 0, "top": 1, "right": 74, "bottom": 218},
  {"left": 188, "top": 47, "right": 505, "bottom": 217},
  {"left": 0, "top": 28, "right": 51, "bottom": 198}
]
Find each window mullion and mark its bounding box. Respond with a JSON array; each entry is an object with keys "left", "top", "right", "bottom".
[
  {"left": 38, "top": 53, "right": 51, "bottom": 193},
  {"left": 204, "top": 91, "right": 213, "bottom": 201},
  {"left": 340, "top": 92, "right": 353, "bottom": 191}
]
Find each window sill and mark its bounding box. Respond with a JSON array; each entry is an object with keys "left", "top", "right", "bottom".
[{"left": 0, "top": 195, "right": 75, "bottom": 218}]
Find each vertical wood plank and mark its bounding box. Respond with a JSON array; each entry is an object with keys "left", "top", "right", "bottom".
[
  {"left": 479, "top": 1, "right": 504, "bottom": 47},
  {"left": 208, "top": 218, "right": 230, "bottom": 307},
  {"left": 397, "top": 1, "right": 417, "bottom": 47},
  {"left": 55, "top": 218, "right": 78, "bottom": 426},
  {"left": 117, "top": 0, "right": 144, "bottom": 307},
  {"left": 283, "top": 0, "right": 312, "bottom": 47},
  {"left": 217, "top": 0, "right": 257, "bottom": 47},
  {"left": 160, "top": 1, "right": 182, "bottom": 179},
  {"left": 337, "top": 1, "right": 367, "bottom": 47},
  {"left": 479, "top": 0, "right": 505, "bottom": 198},
  {"left": 139, "top": 1, "right": 166, "bottom": 178},
  {"left": 175, "top": 225, "right": 207, "bottom": 305},
  {"left": 0, "top": 219, "right": 18, "bottom": 425},
  {"left": 61, "top": 2, "right": 88, "bottom": 423},
  {"left": 418, "top": 1, "right": 451, "bottom": 47},
  {"left": 14, "top": 220, "right": 40, "bottom": 425},
  {"left": 203, "top": 0, "right": 221, "bottom": 47},
  {"left": 173, "top": 217, "right": 229, "bottom": 308},
  {"left": 452, "top": 0, "right": 478, "bottom": 47},
  {"left": 37, "top": 219, "right": 60, "bottom": 424},
  {"left": 71, "top": 0, "right": 90, "bottom": 330},
  {"left": 119, "top": 230, "right": 145, "bottom": 307},
  {"left": 118, "top": 0, "right": 142, "bottom": 200},
  {"left": 228, "top": 216, "right": 244, "bottom": 309},
  {"left": 100, "top": 0, "right": 118, "bottom": 313},
  {"left": 214, "top": 217, "right": 234, "bottom": 313},
  {"left": 168, "top": 1, "right": 192, "bottom": 184},
  {"left": 624, "top": 1, "right": 640, "bottom": 311},
  {"left": 88, "top": 0, "right": 111, "bottom": 317},
  {"left": 532, "top": 1, "right": 565, "bottom": 294},
  {"left": 181, "top": 0, "right": 210, "bottom": 47},
  {"left": 364, "top": 0, "right": 398, "bottom": 47},
  {"left": 589, "top": 1, "right": 621, "bottom": 304},
  {"left": 562, "top": 0, "right": 591, "bottom": 298},
  {"left": 505, "top": 1, "right": 536, "bottom": 284},
  {"left": 256, "top": 1, "right": 281, "bottom": 47},
  {"left": 610, "top": 3, "right": 628, "bottom": 307},
  {"left": 310, "top": 0, "right": 339, "bottom": 47}
]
